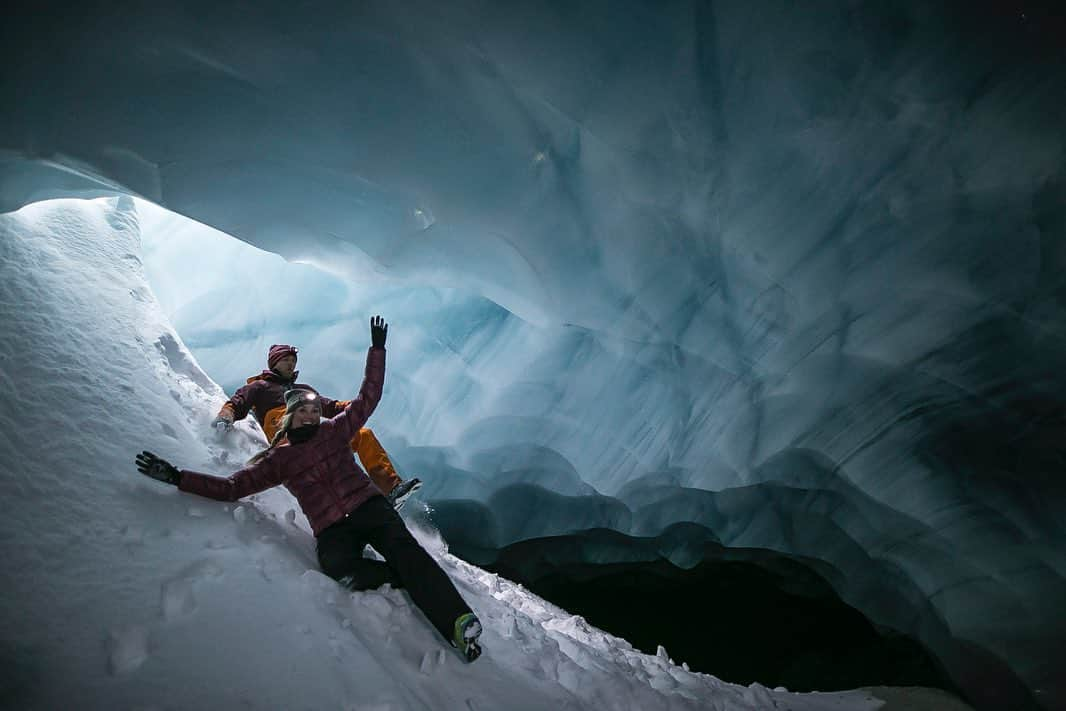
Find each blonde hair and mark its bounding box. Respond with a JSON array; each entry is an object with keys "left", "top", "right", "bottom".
[{"left": 247, "top": 412, "right": 294, "bottom": 465}]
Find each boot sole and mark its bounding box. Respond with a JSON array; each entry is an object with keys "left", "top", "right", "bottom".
[{"left": 390, "top": 481, "right": 423, "bottom": 510}]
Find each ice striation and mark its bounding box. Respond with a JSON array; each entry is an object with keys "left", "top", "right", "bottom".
[{"left": 2, "top": 2, "right": 1065, "bottom": 708}]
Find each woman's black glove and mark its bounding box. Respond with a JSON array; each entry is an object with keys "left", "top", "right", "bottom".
[
  {"left": 135, "top": 451, "right": 182, "bottom": 486},
  {"left": 370, "top": 315, "right": 388, "bottom": 349}
]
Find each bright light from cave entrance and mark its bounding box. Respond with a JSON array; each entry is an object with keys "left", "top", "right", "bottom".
[
  {"left": 136, "top": 198, "right": 369, "bottom": 398},
  {"left": 133, "top": 198, "right": 549, "bottom": 451}
]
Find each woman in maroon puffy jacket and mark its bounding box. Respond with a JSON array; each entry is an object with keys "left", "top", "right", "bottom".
[{"left": 135, "top": 316, "right": 483, "bottom": 661}]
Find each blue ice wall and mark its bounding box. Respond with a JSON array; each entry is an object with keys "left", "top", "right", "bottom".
[{"left": 3, "top": 2, "right": 1064, "bottom": 708}]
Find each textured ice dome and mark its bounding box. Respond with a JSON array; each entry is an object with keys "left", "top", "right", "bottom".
[{"left": 2, "top": 1, "right": 1064, "bottom": 709}]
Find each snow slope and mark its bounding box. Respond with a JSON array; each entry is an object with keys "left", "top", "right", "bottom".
[{"left": 0, "top": 198, "right": 958, "bottom": 710}]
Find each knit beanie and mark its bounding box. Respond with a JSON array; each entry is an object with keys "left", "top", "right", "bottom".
[
  {"left": 268, "top": 344, "right": 298, "bottom": 370},
  {"left": 284, "top": 388, "right": 321, "bottom": 414}
]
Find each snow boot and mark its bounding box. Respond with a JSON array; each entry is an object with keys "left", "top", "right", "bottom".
[
  {"left": 387, "top": 477, "right": 422, "bottom": 510},
  {"left": 451, "top": 612, "right": 483, "bottom": 662}
]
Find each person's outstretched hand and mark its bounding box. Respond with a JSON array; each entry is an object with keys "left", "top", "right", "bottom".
[
  {"left": 371, "top": 315, "right": 388, "bottom": 349},
  {"left": 135, "top": 451, "right": 182, "bottom": 486}
]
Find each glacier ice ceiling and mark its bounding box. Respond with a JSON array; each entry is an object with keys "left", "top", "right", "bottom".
[{"left": 3, "top": 1, "right": 1065, "bottom": 709}]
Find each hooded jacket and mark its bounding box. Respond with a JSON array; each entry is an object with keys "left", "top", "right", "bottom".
[{"left": 179, "top": 347, "right": 385, "bottom": 536}]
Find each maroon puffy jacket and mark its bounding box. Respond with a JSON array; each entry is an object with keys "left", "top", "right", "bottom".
[
  {"left": 179, "top": 347, "right": 385, "bottom": 536},
  {"left": 221, "top": 371, "right": 346, "bottom": 428}
]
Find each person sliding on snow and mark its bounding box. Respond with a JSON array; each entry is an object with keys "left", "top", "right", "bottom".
[
  {"left": 211, "top": 341, "right": 421, "bottom": 510},
  {"left": 134, "top": 316, "right": 483, "bottom": 661}
]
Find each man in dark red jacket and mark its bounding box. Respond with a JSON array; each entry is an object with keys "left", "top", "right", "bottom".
[
  {"left": 135, "top": 316, "right": 483, "bottom": 661},
  {"left": 212, "top": 343, "right": 420, "bottom": 509}
]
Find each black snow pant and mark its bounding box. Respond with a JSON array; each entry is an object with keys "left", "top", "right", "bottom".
[{"left": 316, "top": 495, "right": 472, "bottom": 644}]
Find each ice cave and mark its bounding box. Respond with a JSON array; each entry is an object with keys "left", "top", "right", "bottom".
[{"left": 1, "top": 2, "right": 1063, "bottom": 710}]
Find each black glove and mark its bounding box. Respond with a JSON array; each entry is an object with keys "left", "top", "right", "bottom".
[
  {"left": 370, "top": 315, "right": 388, "bottom": 349},
  {"left": 135, "top": 451, "right": 182, "bottom": 486}
]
